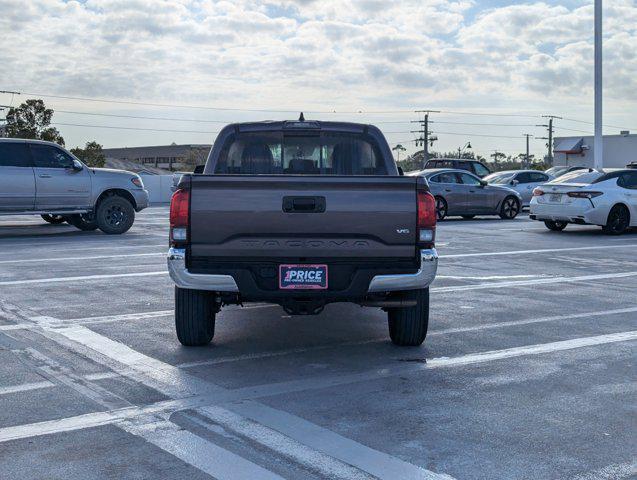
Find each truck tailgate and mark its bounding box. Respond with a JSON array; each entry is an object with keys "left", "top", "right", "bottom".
[{"left": 189, "top": 175, "right": 418, "bottom": 260}]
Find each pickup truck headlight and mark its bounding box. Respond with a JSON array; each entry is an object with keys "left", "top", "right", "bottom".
[{"left": 131, "top": 176, "right": 144, "bottom": 188}]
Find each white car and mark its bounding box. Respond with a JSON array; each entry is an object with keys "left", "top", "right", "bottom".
[
  {"left": 483, "top": 170, "right": 552, "bottom": 207},
  {"left": 529, "top": 169, "right": 637, "bottom": 234}
]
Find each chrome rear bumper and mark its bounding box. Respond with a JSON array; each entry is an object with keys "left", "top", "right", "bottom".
[
  {"left": 367, "top": 249, "right": 438, "bottom": 293},
  {"left": 168, "top": 247, "right": 438, "bottom": 294},
  {"left": 168, "top": 248, "right": 239, "bottom": 292}
]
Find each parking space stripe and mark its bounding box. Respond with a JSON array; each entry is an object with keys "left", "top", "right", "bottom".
[
  {"left": 194, "top": 406, "right": 376, "bottom": 480},
  {"left": 443, "top": 243, "right": 637, "bottom": 258},
  {"left": 568, "top": 461, "right": 637, "bottom": 480},
  {"left": 0, "top": 252, "right": 164, "bottom": 265},
  {"left": 433, "top": 271, "right": 637, "bottom": 293},
  {"left": 230, "top": 331, "right": 637, "bottom": 401},
  {"left": 2, "top": 330, "right": 634, "bottom": 444},
  {"left": 0, "top": 271, "right": 167, "bottom": 286},
  {"left": 224, "top": 401, "right": 453, "bottom": 480},
  {"left": 178, "top": 306, "right": 637, "bottom": 368},
  {"left": 120, "top": 419, "right": 286, "bottom": 480},
  {"left": 0, "top": 397, "right": 203, "bottom": 443}
]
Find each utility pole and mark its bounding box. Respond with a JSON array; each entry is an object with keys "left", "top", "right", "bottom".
[
  {"left": 594, "top": 0, "right": 603, "bottom": 169},
  {"left": 412, "top": 110, "right": 440, "bottom": 169},
  {"left": 523, "top": 134, "right": 533, "bottom": 168},
  {"left": 537, "top": 115, "right": 561, "bottom": 166}
]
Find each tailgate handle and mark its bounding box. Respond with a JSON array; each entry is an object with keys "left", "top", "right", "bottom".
[{"left": 283, "top": 196, "right": 326, "bottom": 213}]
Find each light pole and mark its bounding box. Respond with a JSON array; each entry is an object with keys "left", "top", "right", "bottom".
[
  {"left": 594, "top": 0, "right": 603, "bottom": 170},
  {"left": 457, "top": 142, "right": 472, "bottom": 158}
]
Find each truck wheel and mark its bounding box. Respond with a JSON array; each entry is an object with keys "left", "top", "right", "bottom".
[
  {"left": 41, "top": 214, "right": 66, "bottom": 224},
  {"left": 387, "top": 289, "right": 429, "bottom": 346},
  {"left": 96, "top": 195, "right": 135, "bottom": 234},
  {"left": 544, "top": 220, "right": 567, "bottom": 231},
  {"left": 175, "top": 287, "right": 216, "bottom": 346},
  {"left": 66, "top": 213, "right": 99, "bottom": 231}
]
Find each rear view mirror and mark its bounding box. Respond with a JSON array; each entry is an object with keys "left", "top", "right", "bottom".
[
  {"left": 480, "top": 180, "right": 488, "bottom": 187},
  {"left": 71, "top": 159, "right": 83, "bottom": 171},
  {"left": 511, "top": 179, "right": 519, "bottom": 186}
]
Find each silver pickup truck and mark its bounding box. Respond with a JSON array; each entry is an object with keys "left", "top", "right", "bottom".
[
  {"left": 168, "top": 119, "right": 438, "bottom": 347},
  {"left": 0, "top": 138, "right": 149, "bottom": 234}
]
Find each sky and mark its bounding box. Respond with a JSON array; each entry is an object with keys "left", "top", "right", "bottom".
[{"left": 1, "top": 0, "right": 636, "bottom": 161}]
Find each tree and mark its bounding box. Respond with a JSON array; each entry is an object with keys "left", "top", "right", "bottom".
[
  {"left": 71, "top": 141, "right": 106, "bottom": 168},
  {"left": 180, "top": 147, "right": 209, "bottom": 171},
  {"left": 392, "top": 144, "right": 406, "bottom": 162},
  {"left": 5, "top": 99, "right": 65, "bottom": 146}
]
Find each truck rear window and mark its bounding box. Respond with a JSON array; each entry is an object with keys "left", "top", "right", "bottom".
[{"left": 214, "top": 132, "right": 386, "bottom": 175}]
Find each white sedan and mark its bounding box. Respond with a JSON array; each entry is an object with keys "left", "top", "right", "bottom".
[{"left": 529, "top": 168, "right": 637, "bottom": 234}]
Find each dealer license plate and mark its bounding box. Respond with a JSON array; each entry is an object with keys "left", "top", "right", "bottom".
[
  {"left": 279, "top": 264, "right": 328, "bottom": 290},
  {"left": 548, "top": 193, "right": 562, "bottom": 203}
]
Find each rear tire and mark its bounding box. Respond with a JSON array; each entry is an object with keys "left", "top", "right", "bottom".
[
  {"left": 602, "top": 204, "right": 630, "bottom": 235},
  {"left": 66, "top": 213, "right": 99, "bottom": 231},
  {"left": 544, "top": 220, "right": 567, "bottom": 231},
  {"left": 387, "top": 289, "right": 429, "bottom": 346},
  {"left": 96, "top": 195, "right": 135, "bottom": 234},
  {"left": 175, "top": 287, "right": 216, "bottom": 346},
  {"left": 41, "top": 214, "right": 66, "bottom": 224},
  {"left": 499, "top": 196, "right": 520, "bottom": 219}
]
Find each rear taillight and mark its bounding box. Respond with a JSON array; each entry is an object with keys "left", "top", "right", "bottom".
[
  {"left": 170, "top": 188, "right": 189, "bottom": 246},
  {"left": 567, "top": 191, "right": 603, "bottom": 199},
  {"left": 532, "top": 188, "right": 544, "bottom": 196},
  {"left": 417, "top": 190, "right": 436, "bottom": 247}
]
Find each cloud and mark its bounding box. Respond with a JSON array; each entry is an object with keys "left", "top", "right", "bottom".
[{"left": 0, "top": 0, "right": 635, "bottom": 149}]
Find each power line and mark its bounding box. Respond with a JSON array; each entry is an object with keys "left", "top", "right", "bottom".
[
  {"left": 52, "top": 122, "right": 218, "bottom": 134},
  {"left": 55, "top": 110, "right": 231, "bottom": 123}
]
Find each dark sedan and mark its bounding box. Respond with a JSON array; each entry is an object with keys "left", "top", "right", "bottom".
[{"left": 410, "top": 168, "right": 523, "bottom": 220}]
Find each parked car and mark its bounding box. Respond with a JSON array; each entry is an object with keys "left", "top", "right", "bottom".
[
  {"left": 410, "top": 168, "right": 522, "bottom": 220},
  {"left": 0, "top": 138, "right": 149, "bottom": 234},
  {"left": 545, "top": 165, "right": 586, "bottom": 179},
  {"left": 483, "top": 170, "right": 552, "bottom": 207},
  {"left": 424, "top": 158, "right": 491, "bottom": 177},
  {"left": 530, "top": 168, "right": 637, "bottom": 234},
  {"left": 167, "top": 119, "right": 438, "bottom": 347}
]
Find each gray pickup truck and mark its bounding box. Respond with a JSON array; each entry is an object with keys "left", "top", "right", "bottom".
[
  {"left": 168, "top": 119, "right": 438, "bottom": 347},
  {"left": 0, "top": 138, "right": 149, "bottom": 234}
]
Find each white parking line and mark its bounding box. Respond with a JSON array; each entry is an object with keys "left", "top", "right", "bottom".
[
  {"left": 29, "top": 318, "right": 450, "bottom": 479},
  {"left": 225, "top": 401, "right": 453, "bottom": 480},
  {"left": 178, "top": 306, "right": 637, "bottom": 368},
  {"left": 443, "top": 243, "right": 637, "bottom": 258},
  {"left": 0, "top": 271, "right": 167, "bottom": 286},
  {"left": 0, "top": 252, "right": 164, "bottom": 265},
  {"left": 0, "top": 397, "right": 202, "bottom": 443},
  {"left": 2, "top": 330, "right": 634, "bottom": 445},
  {"left": 0, "top": 372, "right": 119, "bottom": 396},
  {"left": 433, "top": 271, "right": 637, "bottom": 293},
  {"left": 568, "top": 461, "right": 637, "bottom": 480},
  {"left": 437, "top": 274, "right": 546, "bottom": 280},
  {"left": 195, "top": 406, "right": 376, "bottom": 480},
  {"left": 120, "top": 419, "right": 286, "bottom": 480},
  {"left": 233, "top": 331, "right": 637, "bottom": 401}
]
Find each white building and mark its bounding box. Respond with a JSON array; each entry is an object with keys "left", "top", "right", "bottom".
[{"left": 553, "top": 132, "right": 636, "bottom": 168}]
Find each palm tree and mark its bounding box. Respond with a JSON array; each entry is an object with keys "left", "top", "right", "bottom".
[{"left": 392, "top": 144, "right": 407, "bottom": 162}]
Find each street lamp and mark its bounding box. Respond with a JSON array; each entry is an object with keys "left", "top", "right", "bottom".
[{"left": 457, "top": 142, "right": 472, "bottom": 158}]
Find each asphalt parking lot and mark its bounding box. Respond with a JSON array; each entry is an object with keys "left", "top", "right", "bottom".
[{"left": 0, "top": 207, "right": 635, "bottom": 480}]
